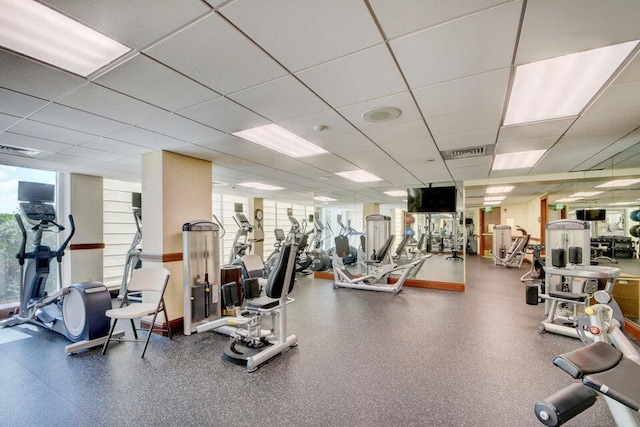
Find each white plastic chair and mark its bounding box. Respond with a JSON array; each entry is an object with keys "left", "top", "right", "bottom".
[{"left": 101, "top": 267, "right": 171, "bottom": 358}]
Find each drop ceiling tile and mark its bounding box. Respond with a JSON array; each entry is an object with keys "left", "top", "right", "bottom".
[
  {"left": 228, "top": 76, "right": 328, "bottom": 122},
  {"left": 81, "top": 138, "right": 152, "bottom": 156},
  {"left": 337, "top": 91, "right": 423, "bottom": 130},
  {"left": 386, "top": 141, "right": 441, "bottom": 162},
  {"left": 494, "top": 136, "right": 557, "bottom": 154},
  {"left": 586, "top": 81, "right": 640, "bottom": 115},
  {"left": 138, "top": 114, "right": 223, "bottom": 142},
  {"left": 369, "top": 0, "right": 512, "bottom": 39},
  {"left": 314, "top": 132, "right": 375, "bottom": 155},
  {"left": 195, "top": 135, "right": 263, "bottom": 155},
  {"left": 95, "top": 55, "right": 220, "bottom": 112},
  {"left": 447, "top": 156, "right": 493, "bottom": 170},
  {"left": 572, "top": 129, "right": 640, "bottom": 171},
  {"left": 0, "top": 50, "right": 85, "bottom": 100},
  {"left": 363, "top": 120, "right": 433, "bottom": 147},
  {"left": 9, "top": 120, "right": 96, "bottom": 145},
  {"left": 450, "top": 165, "right": 491, "bottom": 181},
  {"left": 57, "top": 83, "right": 167, "bottom": 125},
  {"left": 413, "top": 68, "right": 510, "bottom": 117},
  {"left": 58, "top": 146, "right": 123, "bottom": 162},
  {"left": 498, "top": 118, "right": 574, "bottom": 144},
  {"left": 178, "top": 97, "right": 269, "bottom": 133},
  {"left": 0, "top": 152, "right": 31, "bottom": 167},
  {"left": 107, "top": 127, "right": 185, "bottom": 149},
  {"left": 567, "top": 107, "right": 640, "bottom": 135},
  {"left": 145, "top": 13, "right": 287, "bottom": 94},
  {"left": 435, "top": 128, "right": 498, "bottom": 151},
  {"left": 427, "top": 105, "right": 502, "bottom": 137},
  {"left": 295, "top": 44, "right": 407, "bottom": 108},
  {"left": 516, "top": 0, "right": 640, "bottom": 65},
  {"left": 0, "top": 88, "right": 49, "bottom": 117},
  {"left": 299, "top": 154, "right": 358, "bottom": 173},
  {"left": 168, "top": 144, "right": 226, "bottom": 162},
  {"left": 278, "top": 110, "right": 356, "bottom": 142},
  {"left": 390, "top": 1, "right": 521, "bottom": 88},
  {"left": 220, "top": 0, "right": 382, "bottom": 72},
  {"left": 0, "top": 132, "right": 72, "bottom": 154},
  {"left": 39, "top": 153, "right": 104, "bottom": 166},
  {"left": 614, "top": 54, "right": 640, "bottom": 85},
  {"left": 30, "top": 104, "right": 129, "bottom": 135},
  {"left": 0, "top": 113, "right": 21, "bottom": 132},
  {"left": 41, "top": 0, "right": 211, "bottom": 50}
]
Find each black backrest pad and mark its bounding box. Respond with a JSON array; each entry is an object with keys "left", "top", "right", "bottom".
[
  {"left": 553, "top": 341, "right": 623, "bottom": 379},
  {"left": 265, "top": 243, "right": 296, "bottom": 298},
  {"left": 221, "top": 282, "right": 240, "bottom": 307},
  {"left": 334, "top": 235, "right": 350, "bottom": 257},
  {"left": 242, "top": 278, "right": 260, "bottom": 300},
  {"left": 395, "top": 234, "right": 408, "bottom": 256}
]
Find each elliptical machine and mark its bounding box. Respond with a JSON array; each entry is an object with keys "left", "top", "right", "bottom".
[
  {"left": 228, "top": 212, "right": 262, "bottom": 264},
  {"left": 118, "top": 192, "right": 142, "bottom": 301},
  {"left": 307, "top": 216, "right": 332, "bottom": 271},
  {"left": 0, "top": 181, "right": 116, "bottom": 354}
]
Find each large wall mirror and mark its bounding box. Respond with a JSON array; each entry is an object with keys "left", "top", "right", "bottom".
[{"left": 464, "top": 164, "right": 640, "bottom": 329}]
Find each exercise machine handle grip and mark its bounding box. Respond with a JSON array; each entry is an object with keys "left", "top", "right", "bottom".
[
  {"left": 56, "top": 214, "right": 75, "bottom": 262},
  {"left": 14, "top": 213, "right": 27, "bottom": 266}
]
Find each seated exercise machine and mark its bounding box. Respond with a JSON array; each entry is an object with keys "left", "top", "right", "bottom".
[
  {"left": 332, "top": 235, "right": 430, "bottom": 294},
  {"left": 521, "top": 244, "right": 545, "bottom": 283},
  {"left": 492, "top": 224, "right": 530, "bottom": 268},
  {"left": 197, "top": 242, "right": 299, "bottom": 372},
  {"left": 0, "top": 181, "right": 120, "bottom": 354},
  {"left": 535, "top": 342, "right": 640, "bottom": 426}
]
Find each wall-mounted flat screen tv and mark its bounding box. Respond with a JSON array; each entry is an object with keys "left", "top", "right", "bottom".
[
  {"left": 18, "top": 181, "right": 55, "bottom": 203},
  {"left": 576, "top": 209, "right": 606, "bottom": 221},
  {"left": 407, "top": 187, "right": 457, "bottom": 213}
]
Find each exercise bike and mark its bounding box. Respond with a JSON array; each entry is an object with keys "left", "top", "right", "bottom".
[
  {"left": 307, "top": 217, "right": 331, "bottom": 272},
  {"left": 0, "top": 181, "right": 118, "bottom": 354}
]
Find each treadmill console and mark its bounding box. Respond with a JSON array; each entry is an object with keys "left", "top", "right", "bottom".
[{"left": 274, "top": 229, "right": 285, "bottom": 241}]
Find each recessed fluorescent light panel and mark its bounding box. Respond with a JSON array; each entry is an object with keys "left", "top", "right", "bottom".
[
  {"left": 492, "top": 150, "right": 546, "bottom": 171},
  {"left": 485, "top": 186, "right": 514, "bottom": 194},
  {"left": 504, "top": 40, "right": 638, "bottom": 125},
  {"left": 483, "top": 201, "right": 501, "bottom": 205},
  {"left": 335, "top": 170, "right": 383, "bottom": 183},
  {"left": 608, "top": 202, "right": 637, "bottom": 206},
  {"left": 554, "top": 197, "right": 583, "bottom": 203},
  {"left": 570, "top": 191, "right": 603, "bottom": 197},
  {"left": 233, "top": 124, "right": 328, "bottom": 158},
  {"left": 0, "top": 0, "right": 131, "bottom": 77},
  {"left": 314, "top": 196, "right": 337, "bottom": 202},
  {"left": 484, "top": 196, "right": 505, "bottom": 202},
  {"left": 384, "top": 190, "right": 406, "bottom": 197},
  {"left": 237, "top": 182, "right": 284, "bottom": 191},
  {"left": 596, "top": 178, "right": 640, "bottom": 188}
]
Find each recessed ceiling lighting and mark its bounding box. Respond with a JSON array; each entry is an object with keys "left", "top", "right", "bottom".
[
  {"left": 319, "top": 176, "right": 331, "bottom": 180},
  {"left": 570, "top": 191, "right": 603, "bottom": 197},
  {"left": 486, "top": 186, "right": 514, "bottom": 194},
  {"left": 608, "top": 201, "right": 638, "bottom": 206},
  {"left": 335, "top": 170, "right": 383, "bottom": 183},
  {"left": 362, "top": 106, "right": 401, "bottom": 123},
  {"left": 492, "top": 150, "right": 546, "bottom": 171},
  {"left": 233, "top": 124, "right": 328, "bottom": 158},
  {"left": 384, "top": 190, "right": 406, "bottom": 197},
  {"left": 237, "top": 182, "right": 284, "bottom": 191},
  {"left": 483, "top": 201, "right": 501, "bottom": 206},
  {"left": 554, "top": 197, "right": 583, "bottom": 203},
  {"left": 313, "top": 196, "right": 337, "bottom": 202},
  {"left": 484, "top": 196, "right": 505, "bottom": 202},
  {"left": 596, "top": 178, "right": 640, "bottom": 188},
  {"left": 504, "top": 40, "right": 638, "bottom": 125},
  {"left": 0, "top": 0, "right": 131, "bottom": 77}
]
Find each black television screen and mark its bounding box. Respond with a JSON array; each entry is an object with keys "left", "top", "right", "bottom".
[
  {"left": 18, "top": 181, "right": 55, "bottom": 203},
  {"left": 576, "top": 209, "right": 606, "bottom": 221},
  {"left": 407, "top": 187, "right": 457, "bottom": 213},
  {"left": 132, "top": 192, "right": 142, "bottom": 209}
]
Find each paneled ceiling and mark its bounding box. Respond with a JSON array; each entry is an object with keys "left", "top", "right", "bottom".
[{"left": 1, "top": 0, "right": 640, "bottom": 206}]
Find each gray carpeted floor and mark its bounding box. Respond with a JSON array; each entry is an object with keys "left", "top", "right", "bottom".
[{"left": 1, "top": 256, "right": 636, "bottom": 426}]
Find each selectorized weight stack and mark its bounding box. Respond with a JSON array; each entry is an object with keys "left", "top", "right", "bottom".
[
  {"left": 183, "top": 220, "right": 221, "bottom": 335},
  {"left": 492, "top": 225, "right": 511, "bottom": 264},
  {"left": 365, "top": 214, "right": 391, "bottom": 271}
]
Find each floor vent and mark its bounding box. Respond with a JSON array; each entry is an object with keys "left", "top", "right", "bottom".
[
  {"left": 0, "top": 144, "right": 44, "bottom": 158},
  {"left": 441, "top": 145, "right": 494, "bottom": 160}
]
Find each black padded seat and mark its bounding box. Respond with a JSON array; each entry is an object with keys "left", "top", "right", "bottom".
[
  {"left": 554, "top": 342, "right": 623, "bottom": 379},
  {"left": 548, "top": 291, "right": 588, "bottom": 302},
  {"left": 583, "top": 357, "right": 640, "bottom": 411},
  {"left": 247, "top": 242, "right": 296, "bottom": 311}
]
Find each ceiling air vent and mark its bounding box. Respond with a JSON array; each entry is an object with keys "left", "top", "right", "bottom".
[
  {"left": 0, "top": 144, "right": 45, "bottom": 158},
  {"left": 440, "top": 145, "right": 494, "bottom": 160}
]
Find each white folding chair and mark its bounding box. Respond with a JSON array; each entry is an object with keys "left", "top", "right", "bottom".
[{"left": 101, "top": 267, "right": 171, "bottom": 358}]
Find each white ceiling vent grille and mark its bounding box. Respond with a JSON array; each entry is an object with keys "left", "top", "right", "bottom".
[
  {"left": 441, "top": 145, "right": 494, "bottom": 160},
  {"left": 0, "top": 144, "right": 45, "bottom": 158}
]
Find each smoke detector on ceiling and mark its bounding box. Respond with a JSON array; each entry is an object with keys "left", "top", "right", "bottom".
[{"left": 362, "top": 106, "right": 401, "bottom": 123}]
